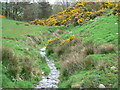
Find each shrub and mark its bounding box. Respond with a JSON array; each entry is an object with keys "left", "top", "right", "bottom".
[
  {"left": 29, "top": 2, "right": 115, "bottom": 26},
  {"left": 2, "top": 47, "right": 21, "bottom": 79}
]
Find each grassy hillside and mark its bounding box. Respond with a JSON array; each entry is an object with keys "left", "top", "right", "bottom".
[
  {"left": 1, "top": 18, "right": 52, "bottom": 88},
  {"left": 1, "top": 2, "right": 119, "bottom": 88},
  {"left": 45, "top": 14, "right": 118, "bottom": 88}
]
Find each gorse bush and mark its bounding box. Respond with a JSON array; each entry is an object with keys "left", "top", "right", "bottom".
[
  {"left": 46, "top": 35, "right": 78, "bottom": 56},
  {"left": 29, "top": 2, "right": 119, "bottom": 26},
  {"left": 112, "top": 2, "right": 120, "bottom": 16}
]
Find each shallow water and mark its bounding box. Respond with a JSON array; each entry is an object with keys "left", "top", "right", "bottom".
[{"left": 35, "top": 47, "right": 60, "bottom": 88}]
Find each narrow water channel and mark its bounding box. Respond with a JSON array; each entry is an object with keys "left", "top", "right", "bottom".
[{"left": 35, "top": 47, "right": 60, "bottom": 88}]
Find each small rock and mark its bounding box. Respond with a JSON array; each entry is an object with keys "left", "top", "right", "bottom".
[
  {"left": 42, "top": 72, "right": 44, "bottom": 74},
  {"left": 109, "top": 84, "right": 112, "bottom": 86},
  {"left": 99, "top": 84, "right": 106, "bottom": 88},
  {"left": 111, "top": 66, "right": 116, "bottom": 69}
]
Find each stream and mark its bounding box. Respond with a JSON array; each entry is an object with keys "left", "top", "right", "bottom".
[{"left": 35, "top": 47, "right": 60, "bottom": 88}]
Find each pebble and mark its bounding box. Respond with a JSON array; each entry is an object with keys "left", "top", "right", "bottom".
[
  {"left": 99, "top": 84, "right": 106, "bottom": 88},
  {"left": 42, "top": 72, "right": 44, "bottom": 74}
]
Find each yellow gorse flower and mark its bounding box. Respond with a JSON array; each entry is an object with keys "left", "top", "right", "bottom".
[
  {"left": 48, "top": 40, "right": 53, "bottom": 43},
  {"left": 70, "top": 35, "right": 75, "bottom": 40},
  {"left": 116, "top": 13, "right": 120, "bottom": 16},
  {"left": 60, "top": 35, "right": 75, "bottom": 46},
  {"left": 77, "top": 19, "right": 84, "bottom": 24},
  {"left": 0, "top": 15, "right": 6, "bottom": 18},
  {"left": 29, "top": 2, "right": 115, "bottom": 26},
  {"left": 48, "top": 37, "right": 59, "bottom": 44}
]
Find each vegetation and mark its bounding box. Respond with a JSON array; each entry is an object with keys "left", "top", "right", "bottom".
[
  {"left": 1, "top": 18, "right": 51, "bottom": 88},
  {"left": 46, "top": 14, "right": 118, "bottom": 88},
  {"left": 0, "top": 1, "right": 52, "bottom": 21},
  {"left": 0, "top": 0, "right": 71, "bottom": 21},
  {"left": 29, "top": 2, "right": 119, "bottom": 26},
  {"left": 1, "top": 1, "right": 119, "bottom": 89}
]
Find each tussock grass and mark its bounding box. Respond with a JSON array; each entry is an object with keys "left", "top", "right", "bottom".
[
  {"left": 2, "top": 47, "right": 42, "bottom": 80},
  {"left": 60, "top": 40, "right": 116, "bottom": 75},
  {"left": 95, "top": 43, "right": 116, "bottom": 54}
]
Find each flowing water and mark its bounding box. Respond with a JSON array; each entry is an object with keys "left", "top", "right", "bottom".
[{"left": 35, "top": 47, "right": 60, "bottom": 88}]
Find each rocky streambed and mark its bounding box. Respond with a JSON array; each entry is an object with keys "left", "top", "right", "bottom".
[{"left": 35, "top": 47, "right": 60, "bottom": 88}]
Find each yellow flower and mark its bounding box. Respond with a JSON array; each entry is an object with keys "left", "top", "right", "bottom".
[
  {"left": 75, "top": 2, "right": 84, "bottom": 7},
  {"left": 48, "top": 40, "right": 52, "bottom": 43},
  {"left": 88, "top": 12, "right": 92, "bottom": 14},
  {"left": 86, "top": 17, "right": 90, "bottom": 20},
  {"left": 0, "top": 15, "right": 6, "bottom": 18},
  {"left": 77, "top": 19, "right": 83, "bottom": 24},
  {"left": 48, "top": 37, "right": 59, "bottom": 44},
  {"left": 116, "top": 13, "right": 119, "bottom": 16},
  {"left": 69, "top": 35, "right": 75, "bottom": 40}
]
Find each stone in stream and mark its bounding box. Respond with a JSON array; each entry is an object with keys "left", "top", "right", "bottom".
[
  {"left": 51, "top": 85, "right": 58, "bottom": 88},
  {"left": 49, "top": 67, "right": 56, "bottom": 70}
]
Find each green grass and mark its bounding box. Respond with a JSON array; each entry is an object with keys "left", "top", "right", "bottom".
[
  {"left": 1, "top": 12, "right": 118, "bottom": 88},
  {"left": 58, "top": 53, "right": 118, "bottom": 88},
  {"left": 59, "top": 69, "right": 118, "bottom": 88},
  {"left": 58, "top": 15, "right": 118, "bottom": 44},
  {"left": 2, "top": 18, "right": 50, "bottom": 40},
  {"left": 46, "top": 14, "right": 118, "bottom": 88},
  {"left": 2, "top": 72, "right": 34, "bottom": 88},
  {"left": 2, "top": 18, "right": 51, "bottom": 88}
]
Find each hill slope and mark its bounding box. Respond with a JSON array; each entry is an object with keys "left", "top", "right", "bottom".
[
  {"left": 1, "top": 3, "right": 119, "bottom": 88},
  {"left": 1, "top": 18, "right": 52, "bottom": 88},
  {"left": 45, "top": 14, "right": 118, "bottom": 88}
]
